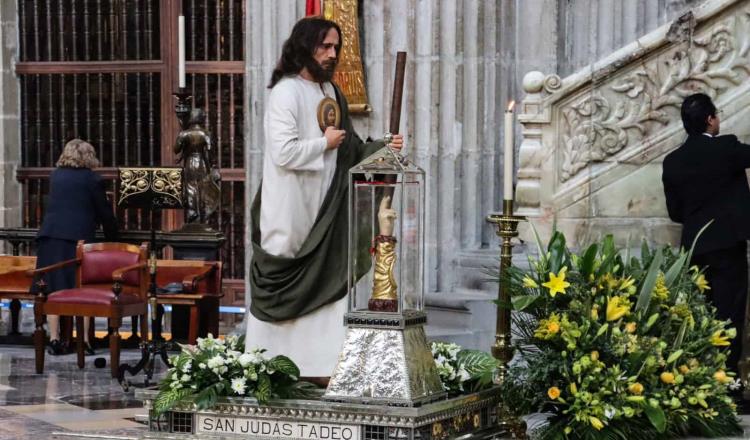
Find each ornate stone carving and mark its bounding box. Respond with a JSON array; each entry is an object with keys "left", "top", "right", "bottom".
[
  {"left": 558, "top": 7, "right": 750, "bottom": 182},
  {"left": 516, "top": 0, "right": 750, "bottom": 249}
]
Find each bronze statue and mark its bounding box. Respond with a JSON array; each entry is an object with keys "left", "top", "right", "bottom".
[{"left": 174, "top": 108, "right": 221, "bottom": 227}]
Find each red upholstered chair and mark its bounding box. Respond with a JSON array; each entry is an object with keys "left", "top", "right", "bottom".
[{"left": 29, "top": 241, "right": 149, "bottom": 378}]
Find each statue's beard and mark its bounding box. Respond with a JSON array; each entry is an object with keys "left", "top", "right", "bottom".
[{"left": 306, "top": 59, "right": 337, "bottom": 83}]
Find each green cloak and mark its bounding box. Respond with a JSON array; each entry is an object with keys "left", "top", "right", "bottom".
[{"left": 249, "top": 84, "right": 383, "bottom": 322}]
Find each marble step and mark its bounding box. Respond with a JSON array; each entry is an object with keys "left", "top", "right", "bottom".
[{"left": 423, "top": 289, "right": 496, "bottom": 351}]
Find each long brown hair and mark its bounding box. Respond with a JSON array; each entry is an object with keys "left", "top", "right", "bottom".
[{"left": 268, "top": 17, "right": 342, "bottom": 88}]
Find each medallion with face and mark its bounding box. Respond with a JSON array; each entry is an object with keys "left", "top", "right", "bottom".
[{"left": 317, "top": 97, "right": 341, "bottom": 132}]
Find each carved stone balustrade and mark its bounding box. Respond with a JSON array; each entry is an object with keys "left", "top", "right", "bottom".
[{"left": 516, "top": 0, "right": 750, "bottom": 248}]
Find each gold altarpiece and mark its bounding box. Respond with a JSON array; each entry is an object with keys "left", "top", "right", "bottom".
[{"left": 323, "top": 0, "right": 371, "bottom": 114}]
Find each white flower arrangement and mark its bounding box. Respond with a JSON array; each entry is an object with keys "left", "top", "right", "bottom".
[
  {"left": 154, "top": 334, "right": 313, "bottom": 416},
  {"left": 430, "top": 341, "right": 497, "bottom": 393}
]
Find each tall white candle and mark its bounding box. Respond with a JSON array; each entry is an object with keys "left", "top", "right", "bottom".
[
  {"left": 504, "top": 101, "right": 515, "bottom": 201},
  {"left": 178, "top": 15, "right": 186, "bottom": 88}
]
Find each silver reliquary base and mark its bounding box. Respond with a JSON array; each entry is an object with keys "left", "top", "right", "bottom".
[{"left": 323, "top": 311, "right": 446, "bottom": 406}]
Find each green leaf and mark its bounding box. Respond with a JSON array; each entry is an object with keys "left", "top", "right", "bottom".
[
  {"left": 635, "top": 250, "right": 664, "bottom": 313},
  {"left": 528, "top": 222, "right": 547, "bottom": 266},
  {"left": 255, "top": 374, "right": 272, "bottom": 404},
  {"left": 512, "top": 295, "right": 540, "bottom": 312},
  {"left": 664, "top": 251, "right": 687, "bottom": 288},
  {"left": 547, "top": 231, "right": 566, "bottom": 274},
  {"left": 153, "top": 388, "right": 194, "bottom": 416},
  {"left": 579, "top": 244, "right": 598, "bottom": 277},
  {"left": 602, "top": 235, "right": 615, "bottom": 259},
  {"left": 686, "top": 220, "right": 714, "bottom": 267},
  {"left": 595, "top": 251, "right": 617, "bottom": 279},
  {"left": 268, "top": 355, "right": 301, "bottom": 380},
  {"left": 457, "top": 349, "right": 498, "bottom": 379},
  {"left": 595, "top": 323, "right": 609, "bottom": 337},
  {"left": 673, "top": 320, "right": 688, "bottom": 351},
  {"left": 666, "top": 349, "right": 683, "bottom": 364},
  {"left": 641, "top": 240, "right": 651, "bottom": 263},
  {"left": 194, "top": 385, "right": 218, "bottom": 411},
  {"left": 643, "top": 403, "right": 666, "bottom": 433}
]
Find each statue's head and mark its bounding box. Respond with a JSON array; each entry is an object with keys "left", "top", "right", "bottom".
[
  {"left": 188, "top": 108, "right": 206, "bottom": 127},
  {"left": 268, "top": 17, "right": 341, "bottom": 88}
]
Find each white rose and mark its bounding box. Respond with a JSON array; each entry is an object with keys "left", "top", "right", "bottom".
[{"left": 238, "top": 353, "right": 254, "bottom": 367}]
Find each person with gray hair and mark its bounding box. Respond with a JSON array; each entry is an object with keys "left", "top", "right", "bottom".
[{"left": 34, "top": 138, "right": 118, "bottom": 355}]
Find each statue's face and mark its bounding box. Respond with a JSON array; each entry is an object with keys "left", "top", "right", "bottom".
[{"left": 312, "top": 27, "right": 339, "bottom": 73}]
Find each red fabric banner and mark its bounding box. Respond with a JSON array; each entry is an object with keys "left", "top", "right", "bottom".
[{"left": 306, "top": 0, "right": 321, "bottom": 16}]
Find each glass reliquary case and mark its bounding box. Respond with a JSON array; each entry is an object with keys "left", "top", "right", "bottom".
[{"left": 348, "top": 146, "right": 425, "bottom": 316}]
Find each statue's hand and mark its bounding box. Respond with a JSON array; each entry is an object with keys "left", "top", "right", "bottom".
[{"left": 378, "top": 196, "right": 397, "bottom": 237}]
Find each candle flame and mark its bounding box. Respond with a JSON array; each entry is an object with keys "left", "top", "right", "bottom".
[{"left": 507, "top": 100, "right": 516, "bottom": 112}]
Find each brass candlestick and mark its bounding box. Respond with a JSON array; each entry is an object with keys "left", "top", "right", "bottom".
[{"left": 486, "top": 198, "right": 527, "bottom": 439}]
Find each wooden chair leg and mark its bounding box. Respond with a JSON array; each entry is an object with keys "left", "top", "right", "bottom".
[
  {"left": 109, "top": 318, "right": 122, "bottom": 378},
  {"left": 33, "top": 298, "right": 45, "bottom": 374},
  {"left": 139, "top": 312, "right": 149, "bottom": 342},
  {"left": 88, "top": 317, "right": 95, "bottom": 346},
  {"left": 130, "top": 316, "right": 139, "bottom": 339},
  {"left": 188, "top": 305, "right": 199, "bottom": 345},
  {"left": 76, "top": 316, "right": 85, "bottom": 369},
  {"left": 9, "top": 299, "right": 21, "bottom": 335},
  {"left": 61, "top": 316, "right": 73, "bottom": 346}
]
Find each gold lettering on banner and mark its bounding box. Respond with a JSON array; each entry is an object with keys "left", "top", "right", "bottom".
[{"left": 324, "top": 0, "right": 371, "bottom": 114}]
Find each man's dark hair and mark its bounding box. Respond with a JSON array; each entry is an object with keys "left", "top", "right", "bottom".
[
  {"left": 681, "top": 93, "right": 716, "bottom": 135},
  {"left": 268, "top": 17, "right": 342, "bottom": 88}
]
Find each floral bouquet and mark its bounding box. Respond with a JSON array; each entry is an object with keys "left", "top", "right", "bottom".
[
  {"left": 153, "top": 334, "right": 315, "bottom": 416},
  {"left": 430, "top": 341, "right": 498, "bottom": 393},
  {"left": 501, "top": 229, "right": 742, "bottom": 439}
]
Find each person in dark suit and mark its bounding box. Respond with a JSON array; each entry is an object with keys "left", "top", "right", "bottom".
[
  {"left": 34, "top": 139, "right": 118, "bottom": 355},
  {"left": 662, "top": 93, "right": 750, "bottom": 374}
]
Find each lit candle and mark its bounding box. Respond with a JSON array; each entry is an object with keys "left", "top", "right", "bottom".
[
  {"left": 178, "top": 15, "right": 186, "bottom": 88},
  {"left": 504, "top": 101, "right": 515, "bottom": 201}
]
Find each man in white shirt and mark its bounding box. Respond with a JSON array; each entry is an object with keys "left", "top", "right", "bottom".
[{"left": 246, "top": 17, "right": 403, "bottom": 379}]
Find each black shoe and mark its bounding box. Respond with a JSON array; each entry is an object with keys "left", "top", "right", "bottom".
[
  {"left": 84, "top": 343, "right": 95, "bottom": 356},
  {"left": 47, "top": 339, "right": 64, "bottom": 356}
]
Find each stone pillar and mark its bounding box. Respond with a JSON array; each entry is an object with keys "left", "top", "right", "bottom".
[{"left": 0, "top": 1, "right": 22, "bottom": 228}]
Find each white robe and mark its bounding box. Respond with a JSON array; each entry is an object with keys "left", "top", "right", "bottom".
[{"left": 246, "top": 75, "right": 347, "bottom": 377}]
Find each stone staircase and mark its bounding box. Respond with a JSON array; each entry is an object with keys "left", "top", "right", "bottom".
[
  {"left": 516, "top": 0, "right": 750, "bottom": 250},
  {"left": 424, "top": 288, "right": 497, "bottom": 351}
]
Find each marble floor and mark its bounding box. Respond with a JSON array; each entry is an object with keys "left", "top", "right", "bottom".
[
  {"left": 0, "top": 344, "right": 161, "bottom": 440},
  {"left": 2, "top": 343, "right": 750, "bottom": 440}
]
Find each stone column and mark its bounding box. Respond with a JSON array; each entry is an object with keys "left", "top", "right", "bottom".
[{"left": 0, "top": 1, "right": 22, "bottom": 228}]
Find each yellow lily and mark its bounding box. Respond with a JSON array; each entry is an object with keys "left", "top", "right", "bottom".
[
  {"left": 606, "top": 296, "right": 631, "bottom": 321},
  {"left": 694, "top": 274, "right": 710, "bottom": 293},
  {"left": 542, "top": 267, "right": 571, "bottom": 298},
  {"left": 710, "top": 330, "right": 731, "bottom": 347}
]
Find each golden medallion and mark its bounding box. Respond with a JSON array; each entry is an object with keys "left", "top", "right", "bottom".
[{"left": 317, "top": 96, "right": 341, "bottom": 132}]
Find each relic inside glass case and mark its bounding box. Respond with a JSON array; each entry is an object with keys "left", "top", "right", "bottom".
[{"left": 348, "top": 146, "right": 425, "bottom": 315}]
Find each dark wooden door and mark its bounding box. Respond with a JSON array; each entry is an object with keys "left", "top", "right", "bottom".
[{"left": 15, "top": 0, "right": 246, "bottom": 324}]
